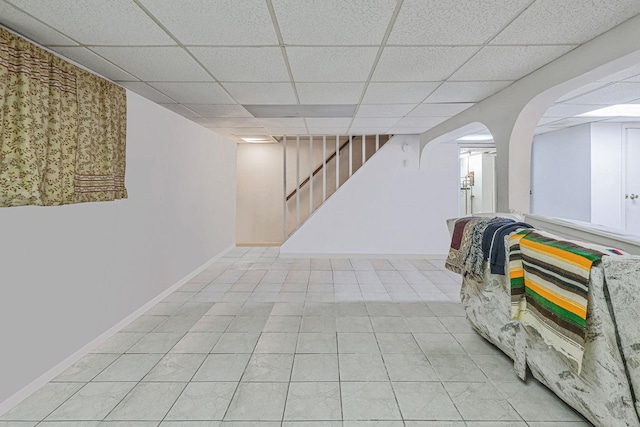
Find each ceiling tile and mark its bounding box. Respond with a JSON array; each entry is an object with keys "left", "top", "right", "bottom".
[
  {"left": 265, "top": 127, "right": 308, "bottom": 135},
  {"left": 452, "top": 123, "right": 490, "bottom": 136},
  {"left": 150, "top": 82, "right": 235, "bottom": 104},
  {"left": 159, "top": 104, "right": 201, "bottom": 119},
  {"left": 92, "top": 47, "right": 212, "bottom": 82},
  {"left": 491, "top": 0, "right": 640, "bottom": 45},
  {"left": 287, "top": 47, "right": 378, "bottom": 82},
  {"left": 306, "top": 127, "right": 350, "bottom": 135},
  {"left": 537, "top": 117, "right": 560, "bottom": 125},
  {"left": 388, "top": 0, "right": 530, "bottom": 45},
  {"left": 545, "top": 117, "right": 604, "bottom": 128},
  {"left": 409, "top": 103, "right": 473, "bottom": 117},
  {"left": 563, "top": 82, "right": 640, "bottom": 105},
  {"left": 222, "top": 83, "right": 297, "bottom": 104},
  {"left": 6, "top": 0, "right": 175, "bottom": 45},
  {"left": 598, "top": 63, "right": 640, "bottom": 83},
  {"left": 305, "top": 118, "right": 353, "bottom": 128},
  {"left": 258, "top": 118, "right": 307, "bottom": 128},
  {"left": 0, "top": 2, "right": 76, "bottom": 46},
  {"left": 117, "top": 82, "right": 176, "bottom": 103},
  {"left": 373, "top": 47, "right": 478, "bottom": 82},
  {"left": 556, "top": 82, "right": 607, "bottom": 102},
  {"left": 450, "top": 45, "right": 576, "bottom": 81},
  {"left": 424, "top": 81, "right": 512, "bottom": 103},
  {"left": 534, "top": 126, "right": 557, "bottom": 135},
  {"left": 348, "top": 127, "right": 392, "bottom": 134},
  {"left": 356, "top": 104, "right": 417, "bottom": 117},
  {"left": 602, "top": 117, "right": 640, "bottom": 123},
  {"left": 183, "top": 104, "right": 252, "bottom": 118},
  {"left": 272, "top": 0, "right": 396, "bottom": 45},
  {"left": 351, "top": 118, "right": 400, "bottom": 128},
  {"left": 387, "top": 126, "right": 435, "bottom": 134},
  {"left": 189, "top": 47, "right": 289, "bottom": 82},
  {"left": 51, "top": 47, "right": 137, "bottom": 81},
  {"left": 201, "top": 117, "right": 262, "bottom": 128},
  {"left": 204, "top": 126, "right": 235, "bottom": 136},
  {"left": 296, "top": 83, "right": 366, "bottom": 104},
  {"left": 216, "top": 127, "right": 269, "bottom": 135},
  {"left": 362, "top": 82, "right": 440, "bottom": 104},
  {"left": 246, "top": 104, "right": 356, "bottom": 118},
  {"left": 392, "top": 117, "right": 447, "bottom": 128},
  {"left": 543, "top": 104, "right": 609, "bottom": 118},
  {"left": 137, "top": 0, "right": 278, "bottom": 45}
]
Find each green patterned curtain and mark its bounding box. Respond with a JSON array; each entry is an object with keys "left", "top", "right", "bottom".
[{"left": 0, "top": 27, "right": 127, "bottom": 207}]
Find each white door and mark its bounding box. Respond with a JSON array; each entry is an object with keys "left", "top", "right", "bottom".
[{"left": 625, "top": 129, "right": 640, "bottom": 235}]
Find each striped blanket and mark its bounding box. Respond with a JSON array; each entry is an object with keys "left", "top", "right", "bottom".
[{"left": 509, "top": 229, "right": 604, "bottom": 373}]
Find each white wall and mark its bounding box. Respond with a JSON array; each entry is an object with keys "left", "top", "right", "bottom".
[
  {"left": 531, "top": 124, "right": 592, "bottom": 221},
  {"left": 591, "top": 123, "right": 624, "bottom": 229},
  {"left": 420, "top": 14, "right": 640, "bottom": 213},
  {"left": 236, "top": 137, "right": 376, "bottom": 244},
  {"left": 280, "top": 135, "right": 459, "bottom": 256},
  {"left": 236, "top": 143, "right": 283, "bottom": 245},
  {"left": 0, "top": 91, "right": 237, "bottom": 406},
  {"left": 482, "top": 153, "right": 496, "bottom": 213}
]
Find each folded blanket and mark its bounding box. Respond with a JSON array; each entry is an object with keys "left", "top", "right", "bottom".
[
  {"left": 445, "top": 217, "right": 480, "bottom": 274},
  {"left": 463, "top": 217, "right": 506, "bottom": 279},
  {"left": 509, "top": 229, "right": 604, "bottom": 373},
  {"left": 489, "top": 222, "right": 533, "bottom": 275},
  {"left": 482, "top": 219, "right": 515, "bottom": 260}
]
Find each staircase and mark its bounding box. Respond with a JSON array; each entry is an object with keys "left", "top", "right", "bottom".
[{"left": 282, "top": 134, "right": 391, "bottom": 238}]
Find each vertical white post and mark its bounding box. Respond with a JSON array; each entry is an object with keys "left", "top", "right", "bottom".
[
  {"left": 296, "top": 136, "right": 300, "bottom": 229},
  {"left": 376, "top": 134, "right": 380, "bottom": 151},
  {"left": 336, "top": 135, "right": 340, "bottom": 189},
  {"left": 283, "top": 136, "right": 287, "bottom": 240},
  {"left": 322, "top": 136, "right": 327, "bottom": 202},
  {"left": 309, "top": 136, "right": 313, "bottom": 216},
  {"left": 362, "top": 134, "right": 366, "bottom": 164},
  {"left": 348, "top": 135, "right": 353, "bottom": 177}
]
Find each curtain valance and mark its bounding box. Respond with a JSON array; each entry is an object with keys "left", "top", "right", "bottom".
[{"left": 0, "top": 27, "right": 127, "bottom": 207}]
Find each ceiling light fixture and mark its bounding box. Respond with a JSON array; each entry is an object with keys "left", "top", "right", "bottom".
[
  {"left": 578, "top": 104, "right": 640, "bottom": 117},
  {"left": 456, "top": 134, "right": 493, "bottom": 141}
]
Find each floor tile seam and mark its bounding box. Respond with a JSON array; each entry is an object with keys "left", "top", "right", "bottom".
[
  {"left": 98, "top": 350, "right": 177, "bottom": 421},
  {"left": 376, "top": 342, "right": 408, "bottom": 424},
  {"left": 334, "top": 331, "right": 345, "bottom": 422},
  {"left": 443, "top": 380, "right": 526, "bottom": 423},
  {"left": 218, "top": 351, "right": 254, "bottom": 422},
  {"left": 97, "top": 376, "right": 145, "bottom": 422},
  {"left": 156, "top": 378, "right": 194, "bottom": 424},
  {"left": 1, "top": 383, "right": 82, "bottom": 423},
  {"left": 51, "top": 351, "right": 122, "bottom": 384},
  {"left": 438, "top": 376, "right": 470, "bottom": 423},
  {"left": 125, "top": 330, "right": 192, "bottom": 354},
  {"left": 280, "top": 332, "right": 302, "bottom": 424}
]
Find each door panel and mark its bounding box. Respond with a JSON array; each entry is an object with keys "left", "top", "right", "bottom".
[{"left": 625, "top": 129, "right": 640, "bottom": 235}]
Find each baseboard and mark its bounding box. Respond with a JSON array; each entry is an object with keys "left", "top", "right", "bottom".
[
  {"left": 278, "top": 252, "right": 447, "bottom": 259},
  {"left": 0, "top": 244, "right": 234, "bottom": 417}
]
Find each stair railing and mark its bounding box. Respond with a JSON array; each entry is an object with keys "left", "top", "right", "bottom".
[{"left": 282, "top": 134, "right": 388, "bottom": 239}]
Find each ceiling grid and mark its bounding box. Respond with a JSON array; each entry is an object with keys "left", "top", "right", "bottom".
[{"left": 1, "top": 0, "right": 640, "bottom": 142}]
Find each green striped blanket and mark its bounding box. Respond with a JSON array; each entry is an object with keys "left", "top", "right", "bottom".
[{"left": 509, "top": 229, "right": 604, "bottom": 373}]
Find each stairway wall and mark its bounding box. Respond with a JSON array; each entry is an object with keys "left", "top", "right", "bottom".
[{"left": 280, "top": 134, "right": 459, "bottom": 256}]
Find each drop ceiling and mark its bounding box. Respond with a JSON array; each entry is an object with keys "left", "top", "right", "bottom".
[{"left": 1, "top": 0, "right": 640, "bottom": 143}]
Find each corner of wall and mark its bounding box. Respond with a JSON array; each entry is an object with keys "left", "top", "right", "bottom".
[{"left": 281, "top": 134, "right": 457, "bottom": 256}]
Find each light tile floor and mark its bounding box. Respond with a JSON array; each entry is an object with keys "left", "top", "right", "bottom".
[{"left": 0, "top": 247, "right": 592, "bottom": 426}]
